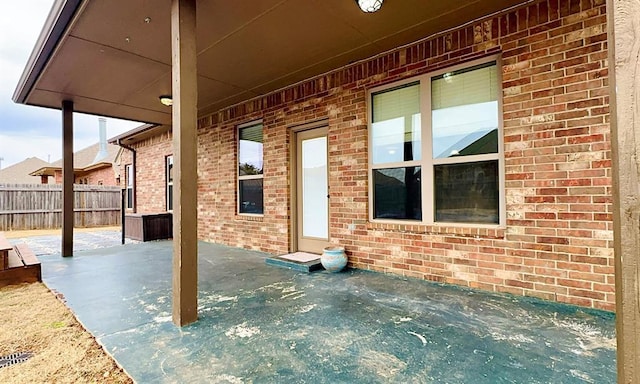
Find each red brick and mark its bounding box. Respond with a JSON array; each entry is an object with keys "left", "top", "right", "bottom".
[{"left": 118, "top": 1, "right": 614, "bottom": 313}]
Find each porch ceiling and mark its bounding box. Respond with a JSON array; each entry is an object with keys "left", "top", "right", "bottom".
[{"left": 14, "top": 0, "right": 526, "bottom": 125}]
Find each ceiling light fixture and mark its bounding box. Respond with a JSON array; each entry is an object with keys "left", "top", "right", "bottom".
[
  {"left": 159, "top": 95, "right": 173, "bottom": 106},
  {"left": 356, "top": 0, "right": 383, "bottom": 13}
]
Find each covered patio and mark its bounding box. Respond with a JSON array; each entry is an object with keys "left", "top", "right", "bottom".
[
  {"left": 40, "top": 241, "right": 615, "bottom": 383},
  {"left": 11, "top": 0, "right": 640, "bottom": 381}
]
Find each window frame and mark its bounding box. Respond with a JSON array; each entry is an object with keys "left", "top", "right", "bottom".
[
  {"left": 166, "top": 155, "right": 173, "bottom": 212},
  {"left": 125, "top": 164, "right": 134, "bottom": 210},
  {"left": 237, "top": 120, "right": 264, "bottom": 216},
  {"left": 367, "top": 55, "right": 506, "bottom": 227}
]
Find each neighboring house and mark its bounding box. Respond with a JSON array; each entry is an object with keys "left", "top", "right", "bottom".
[
  {"left": 108, "top": 1, "right": 614, "bottom": 311},
  {"left": 0, "top": 157, "right": 52, "bottom": 184},
  {"left": 31, "top": 119, "right": 123, "bottom": 186}
]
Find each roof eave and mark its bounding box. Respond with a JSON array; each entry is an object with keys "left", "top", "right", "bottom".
[
  {"left": 12, "top": 0, "right": 83, "bottom": 104},
  {"left": 30, "top": 166, "right": 86, "bottom": 176},
  {"left": 29, "top": 166, "right": 58, "bottom": 176},
  {"left": 81, "top": 162, "right": 113, "bottom": 172},
  {"left": 108, "top": 123, "right": 166, "bottom": 146}
]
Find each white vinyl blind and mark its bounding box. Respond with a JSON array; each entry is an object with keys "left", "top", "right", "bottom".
[
  {"left": 372, "top": 83, "right": 420, "bottom": 123},
  {"left": 431, "top": 63, "right": 497, "bottom": 110}
]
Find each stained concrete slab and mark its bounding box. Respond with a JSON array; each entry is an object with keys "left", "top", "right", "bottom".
[
  {"left": 39, "top": 241, "right": 616, "bottom": 383},
  {"left": 9, "top": 229, "right": 137, "bottom": 256}
]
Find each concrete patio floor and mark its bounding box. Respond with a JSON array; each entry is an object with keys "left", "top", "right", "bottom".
[
  {"left": 7, "top": 228, "right": 137, "bottom": 256},
  {"left": 39, "top": 241, "right": 616, "bottom": 383}
]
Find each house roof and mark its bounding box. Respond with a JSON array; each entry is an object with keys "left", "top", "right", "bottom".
[
  {"left": 52, "top": 142, "right": 120, "bottom": 169},
  {"left": 108, "top": 124, "right": 170, "bottom": 146},
  {"left": 0, "top": 157, "right": 51, "bottom": 184},
  {"left": 30, "top": 142, "right": 121, "bottom": 176},
  {"left": 12, "top": 0, "right": 526, "bottom": 125}
]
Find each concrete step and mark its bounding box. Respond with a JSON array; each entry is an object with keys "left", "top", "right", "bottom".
[{"left": 266, "top": 252, "right": 323, "bottom": 273}]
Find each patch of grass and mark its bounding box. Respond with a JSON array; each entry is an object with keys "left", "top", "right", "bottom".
[{"left": 48, "top": 321, "right": 66, "bottom": 329}]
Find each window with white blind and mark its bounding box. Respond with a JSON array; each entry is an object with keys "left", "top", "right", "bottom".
[
  {"left": 369, "top": 58, "right": 504, "bottom": 225},
  {"left": 238, "top": 121, "right": 264, "bottom": 215}
]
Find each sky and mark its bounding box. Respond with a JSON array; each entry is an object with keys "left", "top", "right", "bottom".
[{"left": 0, "top": 1, "right": 142, "bottom": 169}]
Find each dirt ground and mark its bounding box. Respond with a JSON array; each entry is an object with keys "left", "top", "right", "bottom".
[{"left": 0, "top": 283, "right": 132, "bottom": 384}]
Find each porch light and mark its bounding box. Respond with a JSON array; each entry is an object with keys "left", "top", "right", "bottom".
[
  {"left": 356, "top": 0, "right": 383, "bottom": 13},
  {"left": 159, "top": 95, "right": 173, "bottom": 106}
]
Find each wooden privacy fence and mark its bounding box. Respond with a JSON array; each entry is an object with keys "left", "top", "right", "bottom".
[{"left": 0, "top": 184, "right": 122, "bottom": 231}]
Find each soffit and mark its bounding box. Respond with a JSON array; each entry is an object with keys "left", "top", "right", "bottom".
[{"left": 21, "top": 0, "right": 526, "bottom": 125}]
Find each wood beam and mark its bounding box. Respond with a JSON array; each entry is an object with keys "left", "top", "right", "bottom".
[
  {"left": 607, "top": 1, "right": 640, "bottom": 382},
  {"left": 171, "top": 0, "right": 198, "bottom": 327},
  {"left": 62, "top": 100, "right": 74, "bottom": 257}
]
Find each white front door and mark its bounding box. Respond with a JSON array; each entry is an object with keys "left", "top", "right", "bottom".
[{"left": 296, "top": 127, "right": 329, "bottom": 254}]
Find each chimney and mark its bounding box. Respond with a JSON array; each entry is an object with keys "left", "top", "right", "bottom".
[{"left": 93, "top": 118, "right": 109, "bottom": 163}]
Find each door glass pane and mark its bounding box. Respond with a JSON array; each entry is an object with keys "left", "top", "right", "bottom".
[
  {"left": 302, "top": 136, "right": 328, "bottom": 239},
  {"left": 434, "top": 160, "right": 499, "bottom": 223},
  {"left": 373, "top": 167, "right": 422, "bottom": 220},
  {"left": 431, "top": 62, "right": 499, "bottom": 159},
  {"left": 371, "top": 83, "right": 421, "bottom": 164}
]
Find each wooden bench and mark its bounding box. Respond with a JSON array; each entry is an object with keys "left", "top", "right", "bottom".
[
  {"left": 14, "top": 243, "right": 42, "bottom": 281},
  {"left": 0, "top": 240, "right": 42, "bottom": 287},
  {"left": 0, "top": 232, "right": 12, "bottom": 271}
]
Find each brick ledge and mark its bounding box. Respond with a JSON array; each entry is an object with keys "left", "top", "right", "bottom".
[
  {"left": 366, "top": 221, "right": 506, "bottom": 239},
  {"left": 235, "top": 214, "right": 264, "bottom": 222}
]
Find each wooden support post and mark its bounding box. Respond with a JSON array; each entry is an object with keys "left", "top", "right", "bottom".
[
  {"left": 171, "top": 0, "right": 198, "bottom": 327},
  {"left": 607, "top": 1, "right": 640, "bottom": 382},
  {"left": 62, "top": 100, "right": 74, "bottom": 257}
]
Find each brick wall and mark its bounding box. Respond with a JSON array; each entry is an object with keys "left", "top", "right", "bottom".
[
  {"left": 53, "top": 167, "right": 119, "bottom": 186},
  {"left": 120, "top": 132, "right": 173, "bottom": 213},
  {"left": 76, "top": 166, "right": 119, "bottom": 186},
  {"left": 125, "top": 0, "right": 613, "bottom": 310}
]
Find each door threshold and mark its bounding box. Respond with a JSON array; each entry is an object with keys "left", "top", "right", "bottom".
[{"left": 265, "top": 252, "right": 323, "bottom": 273}]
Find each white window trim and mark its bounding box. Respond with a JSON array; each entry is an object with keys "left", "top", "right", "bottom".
[
  {"left": 237, "top": 120, "right": 264, "bottom": 216},
  {"left": 367, "top": 55, "right": 506, "bottom": 228},
  {"left": 166, "top": 155, "right": 173, "bottom": 212}
]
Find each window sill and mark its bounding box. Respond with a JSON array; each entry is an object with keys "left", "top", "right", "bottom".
[
  {"left": 236, "top": 214, "right": 264, "bottom": 222},
  {"left": 367, "top": 220, "right": 505, "bottom": 239}
]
